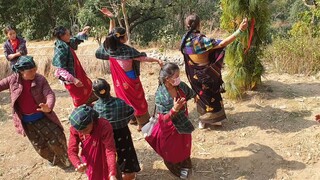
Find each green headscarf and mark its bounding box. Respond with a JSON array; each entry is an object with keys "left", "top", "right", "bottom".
[
  {"left": 12, "top": 56, "right": 36, "bottom": 73},
  {"left": 69, "top": 105, "right": 99, "bottom": 130}
]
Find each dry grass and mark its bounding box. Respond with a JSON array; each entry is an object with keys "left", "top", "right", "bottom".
[
  {"left": 0, "top": 40, "right": 110, "bottom": 80},
  {"left": 3, "top": 39, "right": 320, "bottom": 180},
  {"left": 262, "top": 36, "right": 320, "bottom": 75}
]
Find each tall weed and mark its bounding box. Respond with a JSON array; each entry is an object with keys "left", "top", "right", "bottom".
[{"left": 263, "top": 36, "right": 320, "bottom": 75}]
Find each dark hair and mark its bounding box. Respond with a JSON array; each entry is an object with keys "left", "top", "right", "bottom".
[
  {"left": 103, "top": 27, "right": 126, "bottom": 50},
  {"left": 53, "top": 26, "right": 68, "bottom": 39},
  {"left": 159, "top": 63, "right": 180, "bottom": 84},
  {"left": 180, "top": 14, "right": 200, "bottom": 52},
  {"left": 92, "top": 78, "right": 111, "bottom": 99},
  {"left": 185, "top": 14, "right": 200, "bottom": 31},
  {"left": 3, "top": 25, "right": 16, "bottom": 35}
]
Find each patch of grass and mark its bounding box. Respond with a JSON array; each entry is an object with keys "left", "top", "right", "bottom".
[
  {"left": 0, "top": 109, "right": 8, "bottom": 122},
  {"left": 263, "top": 36, "right": 320, "bottom": 75}
]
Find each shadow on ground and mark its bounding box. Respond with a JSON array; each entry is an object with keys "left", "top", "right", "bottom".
[
  {"left": 136, "top": 143, "right": 305, "bottom": 180},
  {"left": 244, "top": 80, "right": 320, "bottom": 100},
  {"left": 191, "top": 143, "right": 306, "bottom": 180},
  {"left": 212, "top": 104, "right": 317, "bottom": 133}
]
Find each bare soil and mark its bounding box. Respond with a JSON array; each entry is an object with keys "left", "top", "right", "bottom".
[{"left": 1, "top": 41, "right": 320, "bottom": 180}]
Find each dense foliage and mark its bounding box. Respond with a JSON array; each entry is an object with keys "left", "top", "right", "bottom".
[
  {"left": 220, "top": 0, "right": 271, "bottom": 99},
  {"left": 0, "top": 0, "right": 317, "bottom": 43},
  {"left": 0, "top": 0, "right": 219, "bottom": 45}
]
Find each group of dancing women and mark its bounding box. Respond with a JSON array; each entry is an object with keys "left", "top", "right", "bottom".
[{"left": 0, "top": 8, "right": 248, "bottom": 180}]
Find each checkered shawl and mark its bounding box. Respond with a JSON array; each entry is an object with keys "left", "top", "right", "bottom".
[
  {"left": 93, "top": 97, "right": 135, "bottom": 130},
  {"left": 95, "top": 44, "right": 146, "bottom": 76},
  {"left": 12, "top": 56, "right": 36, "bottom": 72},
  {"left": 69, "top": 105, "right": 99, "bottom": 130},
  {"left": 95, "top": 45, "right": 110, "bottom": 60},
  {"left": 155, "top": 81, "right": 196, "bottom": 134},
  {"left": 181, "top": 31, "right": 219, "bottom": 55},
  {"left": 52, "top": 38, "right": 83, "bottom": 76}
]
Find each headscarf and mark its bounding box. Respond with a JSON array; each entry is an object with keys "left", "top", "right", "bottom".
[
  {"left": 12, "top": 56, "right": 36, "bottom": 73},
  {"left": 69, "top": 105, "right": 99, "bottom": 130}
]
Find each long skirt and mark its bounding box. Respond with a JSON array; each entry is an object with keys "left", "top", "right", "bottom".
[
  {"left": 23, "top": 117, "right": 70, "bottom": 168},
  {"left": 113, "top": 126, "right": 141, "bottom": 173},
  {"left": 184, "top": 48, "right": 227, "bottom": 123},
  {"left": 65, "top": 49, "right": 96, "bottom": 107},
  {"left": 109, "top": 58, "right": 150, "bottom": 126},
  {"left": 146, "top": 116, "right": 192, "bottom": 178}
]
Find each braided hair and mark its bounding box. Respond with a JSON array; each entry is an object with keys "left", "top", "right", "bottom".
[{"left": 180, "top": 14, "right": 200, "bottom": 53}]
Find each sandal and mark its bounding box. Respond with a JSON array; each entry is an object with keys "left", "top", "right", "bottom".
[{"left": 180, "top": 168, "right": 190, "bottom": 179}]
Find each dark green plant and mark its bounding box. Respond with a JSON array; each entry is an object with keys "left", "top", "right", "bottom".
[{"left": 221, "top": 0, "right": 271, "bottom": 99}]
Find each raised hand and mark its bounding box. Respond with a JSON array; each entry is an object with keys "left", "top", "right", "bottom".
[
  {"left": 81, "top": 26, "right": 91, "bottom": 35},
  {"left": 100, "top": 7, "right": 114, "bottom": 18},
  {"left": 239, "top": 18, "right": 248, "bottom": 31},
  {"left": 172, "top": 97, "right": 186, "bottom": 112}
]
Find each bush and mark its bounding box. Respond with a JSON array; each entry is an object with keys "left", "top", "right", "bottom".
[{"left": 263, "top": 36, "right": 320, "bottom": 75}]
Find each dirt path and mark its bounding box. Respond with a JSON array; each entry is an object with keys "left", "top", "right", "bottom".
[{"left": 1, "top": 62, "right": 320, "bottom": 180}]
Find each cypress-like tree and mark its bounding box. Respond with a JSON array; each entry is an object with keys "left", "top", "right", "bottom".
[{"left": 220, "top": 0, "right": 271, "bottom": 99}]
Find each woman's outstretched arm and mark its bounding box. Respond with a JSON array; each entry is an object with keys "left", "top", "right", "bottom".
[{"left": 213, "top": 18, "right": 248, "bottom": 49}]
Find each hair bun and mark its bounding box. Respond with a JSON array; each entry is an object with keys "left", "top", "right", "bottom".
[{"left": 99, "top": 89, "right": 106, "bottom": 95}]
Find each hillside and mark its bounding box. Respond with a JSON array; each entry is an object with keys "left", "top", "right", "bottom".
[{"left": 1, "top": 41, "right": 320, "bottom": 180}]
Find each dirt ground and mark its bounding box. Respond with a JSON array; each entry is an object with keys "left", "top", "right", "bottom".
[{"left": 1, "top": 42, "right": 320, "bottom": 180}]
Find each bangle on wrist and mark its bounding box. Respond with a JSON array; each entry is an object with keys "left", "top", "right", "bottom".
[{"left": 232, "top": 29, "right": 242, "bottom": 38}]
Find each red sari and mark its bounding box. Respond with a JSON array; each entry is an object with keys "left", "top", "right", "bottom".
[
  {"left": 64, "top": 49, "right": 92, "bottom": 107},
  {"left": 146, "top": 114, "right": 192, "bottom": 163},
  {"left": 109, "top": 57, "right": 148, "bottom": 116},
  {"left": 68, "top": 119, "right": 117, "bottom": 180},
  {"left": 145, "top": 88, "right": 192, "bottom": 164}
]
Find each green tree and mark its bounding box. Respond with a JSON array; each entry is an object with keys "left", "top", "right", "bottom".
[
  {"left": 0, "top": 0, "right": 77, "bottom": 40},
  {"left": 220, "top": 0, "right": 271, "bottom": 99},
  {"left": 290, "top": 0, "right": 320, "bottom": 37}
]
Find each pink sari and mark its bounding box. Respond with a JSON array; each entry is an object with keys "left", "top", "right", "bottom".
[
  {"left": 64, "top": 49, "right": 92, "bottom": 107},
  {"left": 109, "top": 57, "right": 148, "bottom": 116},
  {"left": 145, "top": 114, "right": 192, "bottom": 163}
]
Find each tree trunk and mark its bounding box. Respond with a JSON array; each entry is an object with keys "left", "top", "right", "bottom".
[
  {"left": 121, "top": 0, "right": 131, "bottom": 45},
  {"left": 77, "top": 0, "right": 84, "bottom": 8}
]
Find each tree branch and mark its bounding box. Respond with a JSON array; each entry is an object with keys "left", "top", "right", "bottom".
[{"left": 130, "top": 16, "right": 165, "bottom": 32}]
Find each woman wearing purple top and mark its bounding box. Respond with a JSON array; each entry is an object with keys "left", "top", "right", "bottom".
[
  {"left": 180, "top": 14, "right": 248, "bottom": 129},
  {"left": 3, "top": 25, "right": 27, "bottom": 66}
]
